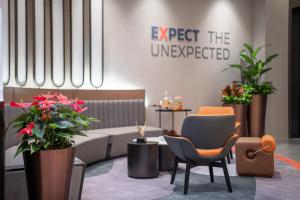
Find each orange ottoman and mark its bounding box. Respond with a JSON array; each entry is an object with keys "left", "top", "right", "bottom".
[{"left": 236, "top": 135, "right": 276, "bottom": 177}]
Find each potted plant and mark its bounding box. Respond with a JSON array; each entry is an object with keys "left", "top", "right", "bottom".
[
  {"left": 227, "top": 43, "right": 278, "bottom": 137},
  {"left": 222, "top": 81, "right": 252, "bottom": 137},
  {"left": 8, "top": 93, "right": 98, "bottom": 200}
]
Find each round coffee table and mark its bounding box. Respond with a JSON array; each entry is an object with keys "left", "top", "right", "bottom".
[{"left": 127, "top": 141, "right": 159, "bottom": 178}]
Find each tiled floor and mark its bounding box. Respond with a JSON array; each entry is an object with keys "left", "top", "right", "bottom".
[{"left": 276, "top": 139, "right": 300, "bottom": 162}]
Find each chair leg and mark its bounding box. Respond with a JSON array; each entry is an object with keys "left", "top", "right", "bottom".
[
  {"left": 184, "top": 159, "right": 191, "bottom": 195},
  {"left": 229, "top": 149, "right": 233, "bottom": 159},
  {"left": 209, "top": 165, "right": 214, "bottom": 183},
  {"left": 221, "top": 158, "right": 232, "bottom": 193},
  {"left": 227, "top": 154, "right": 231, "bottom": 164},
  {"left": 170, "top": 157, "right": 178, "bottom": 184}
]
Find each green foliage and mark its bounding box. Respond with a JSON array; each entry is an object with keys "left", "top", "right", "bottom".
[
  {"left": 251, "top": 82, "right": 276, "bottom": 95},
  {"left": 224, "top": 43, "right": 278, "bottom": 95},
  {"left": 221, "top": 82, "right": 252, "bottom": 105}
]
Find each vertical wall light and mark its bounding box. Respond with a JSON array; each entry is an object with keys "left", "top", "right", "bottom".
[
  {"left": 90, "top": 0, "right": 103, "bottom": 88},
  {"left": 51, "top": 0, "right": 65, "bottom": 87},
  {"left": 15, "top": 0, "right": 27, "bottom": 86},
  {"left": 71, "top": 0, "right": 84, "bottom": 87},
  {"left": 33, "top": 0, "right": 45, "bottom": 87},
  {"left": 2, "top": 0, "right": 10, "bottom": 85}
]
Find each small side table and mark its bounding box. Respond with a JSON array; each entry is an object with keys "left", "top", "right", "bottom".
[
  {"left": 155, "top": 108, "right": 192, "bottom": 130},
  {"left": 133, "top": 137, "right": 175, "bottom": 171},
  {"left": 127, "top": 141, "right": 159, "bottom": 178},
  {"left": 146, "top": 137, "right": 175, "bottom": 171}
]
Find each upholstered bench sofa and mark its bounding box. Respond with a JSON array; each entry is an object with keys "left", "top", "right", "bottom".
[
  {"left": 4, "top": 89, "right": 163, "bottom": 200},
  {"left": 74, "top": 100, "right": 163, "bottom": 164}
]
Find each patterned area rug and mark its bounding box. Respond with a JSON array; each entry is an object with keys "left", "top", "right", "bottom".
[{"left": 82, "top": 156, "right": 300, "bottom": 200}]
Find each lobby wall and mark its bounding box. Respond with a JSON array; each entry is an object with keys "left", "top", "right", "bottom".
[
  {"left": 4, "top": 0, "right": 283, "bottom": 135},
  {"left": 104, "top": 0, "right": 254, "bottom": 131},
  {"left": 264, "top": 0, "right": 289, "bottom": 139},
  {"left": 246, "top": 0, "right": 289, "bottom": 139}
]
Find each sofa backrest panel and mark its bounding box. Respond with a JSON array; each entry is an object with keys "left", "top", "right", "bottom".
[{"left": 85, "top": 99, "right": 145, "bottom": 129}]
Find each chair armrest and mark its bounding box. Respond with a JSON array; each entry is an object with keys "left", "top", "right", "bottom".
[{"left": 220, "top": 134, "right": 239, "bottom": 156}]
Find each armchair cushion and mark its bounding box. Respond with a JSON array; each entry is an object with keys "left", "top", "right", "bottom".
[
  {"left": 195, "top": 134, "right": 238, "bottom": 158},
  {"left": 196, "top": 148, "right": 223, "bottom": 157}
]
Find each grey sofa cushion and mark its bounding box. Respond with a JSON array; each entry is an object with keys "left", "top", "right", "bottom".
[
  {"left": 87, "top": 126, "right": 163, "bottom": 158},
  {"left": 5, "top": 146, "right": 85, "bottom": 200},
  {"left": 74, "top": 133, "right": 110, "bottom": 164}
]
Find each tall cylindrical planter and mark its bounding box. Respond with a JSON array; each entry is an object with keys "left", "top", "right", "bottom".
[
  {"left": 224, "top": 104, "right": 248, "bottom": 137},
  {"left": 249, "top": 94, "right": 267, "bottom": 137},
  {"left": 23, "top": 147, "right": 75, "bottom": 200}
]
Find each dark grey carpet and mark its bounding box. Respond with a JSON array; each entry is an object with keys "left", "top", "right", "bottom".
[
  {"left": 82, "top": 157, "right": 300, "bottom": 200},
  {"left": 157, "top": 170, "right": 255, "bottom": 200}
]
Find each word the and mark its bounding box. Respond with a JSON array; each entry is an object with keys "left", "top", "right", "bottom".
[{"left": 208, "top": 31, "right": 230, "bottom": 45}]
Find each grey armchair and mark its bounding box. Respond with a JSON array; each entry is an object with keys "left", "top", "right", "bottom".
[{"left": 164, "top": 115, "right": 238, "bottom": 194}]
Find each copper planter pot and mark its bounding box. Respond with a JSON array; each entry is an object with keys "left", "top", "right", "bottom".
[
  {"left": 224, "top": 104, "right": 248, "bottom": 137},
  {"left": 23, "top": 147, "right": 75, "bottom": 200},
  {"left": 249, "top": 94, "right": 267, "bottom": 137}
]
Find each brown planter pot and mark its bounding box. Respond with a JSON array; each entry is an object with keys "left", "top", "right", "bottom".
[
  {"left": 249, "top": 94, "right": 267, "bottom": 137},
  {"left": 23, "top": 147, "right": 75, "bottom": 200},
  {"left": 224, "top": 104, "right": 248, "bottom": 137}
]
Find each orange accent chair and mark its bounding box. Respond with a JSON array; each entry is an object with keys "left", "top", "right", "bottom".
[{"left": 164, "top": 115, "right": 238, "bottom": 194}]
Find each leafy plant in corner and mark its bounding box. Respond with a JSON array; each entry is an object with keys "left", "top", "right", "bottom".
[
  {"left": 8, "top": 93, "right": 99, "bottom": 156},
  {"left": 224, "top": 43, "right": 278, "bottom": 95},
  {"left": 222, "top": 81, "right": 252, "bottom": 105}
]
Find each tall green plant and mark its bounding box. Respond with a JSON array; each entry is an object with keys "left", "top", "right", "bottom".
[{"left": 224, "top": 43, "right": 279, "bottom": 95}]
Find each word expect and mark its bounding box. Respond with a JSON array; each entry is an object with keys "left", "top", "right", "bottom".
[
  {"left": 150, "top": 26, "right": 231, "bottom": 60},
  {"left": 151, "top": 26, "right": 200, "bottom": 42}
]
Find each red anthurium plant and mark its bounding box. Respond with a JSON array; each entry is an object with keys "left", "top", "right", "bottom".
[{"left": 9, "top": 93, "right": 99, "bottom": 156}]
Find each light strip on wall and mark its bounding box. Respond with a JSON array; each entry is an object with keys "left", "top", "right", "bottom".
[
  {"left": 71, "top": 0, "right": 84, "bottom": 87},
  {"left": 2, "top": 0, "right": 10, "bottom": 85},
  {"left": 15, "top": 0, "right": 27, "bottom": 86},
  {"left": 90, "top": 0, "right": 103, "bottom": 88},
  {"left": 34, "top": 0, "right": 45, "bottom": 87},
  {"left": 51, "top": 0, "right": 65, "bottom": 87}
]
